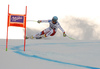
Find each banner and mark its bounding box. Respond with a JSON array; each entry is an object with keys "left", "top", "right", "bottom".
[{"left": 8, "top": 14, "right": 26, "bottom": 28}]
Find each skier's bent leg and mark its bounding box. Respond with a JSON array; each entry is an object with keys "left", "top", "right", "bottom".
[
  {"left": 33, "top": 28, "right": 51, "bottom": 38},
  {"left": 40, "top": 28, "right": 51, "bottom": 36},
  {"left": 50, "top": 29, "right": 56, "bottom": 36},
  {"left": 33, "top": 30, "right": 47, "bottom": 38},
  {"left": 44, "top": 29, "right": 56, "bottom": 37},
  {"left": 40, "top": 30, "right": 45, "bottom": 35},
  {"left": 33, "top": 32, "right": 41, "bottom": 38}
]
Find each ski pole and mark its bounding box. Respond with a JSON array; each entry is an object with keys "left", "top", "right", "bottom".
[
  {"left": 27, "top": 20, "right": 37, "bottom": 22},
  {"left": 67, "top": 36, "right": 75, "bottom": 40}
]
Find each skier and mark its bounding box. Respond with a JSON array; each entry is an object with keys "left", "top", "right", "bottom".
[{"left": 31, "top": 16, "right": 67, "bottom": 39}]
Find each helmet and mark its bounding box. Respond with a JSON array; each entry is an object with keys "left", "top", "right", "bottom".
[{"left": 52, "top": 16, "right": 58, "bottom": 22}]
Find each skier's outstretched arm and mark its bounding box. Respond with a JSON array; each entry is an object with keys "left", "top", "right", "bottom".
[
  {"left": 37, "top": 20, "right": 51, "bottom": 23},
  {"left": 58, "top": 24, "right": 67, "bottom": 37}
]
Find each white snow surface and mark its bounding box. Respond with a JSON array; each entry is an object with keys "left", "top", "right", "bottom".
[{"left": 0, "top": 39, "right": 100, "bottom": 69}]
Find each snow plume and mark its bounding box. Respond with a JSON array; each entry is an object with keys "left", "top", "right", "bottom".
[{"left": 60, "top": 16, "right": 100, "bottom": 40}]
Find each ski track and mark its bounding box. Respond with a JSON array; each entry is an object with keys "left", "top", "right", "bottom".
[{"left": 10, "top": 42, "right": 100, "bottom": 69}]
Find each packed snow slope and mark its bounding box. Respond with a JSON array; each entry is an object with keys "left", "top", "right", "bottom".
[{"left": 0, "top": 39, "right": 100, "bottom": 69}]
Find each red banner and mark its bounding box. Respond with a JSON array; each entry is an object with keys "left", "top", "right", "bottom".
[{"left": 8, "top": 14, "right": 26, "bottom": 28}]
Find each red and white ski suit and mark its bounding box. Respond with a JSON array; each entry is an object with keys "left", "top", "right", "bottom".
[{"left": 34, "top": 20, "right": 65, "bottom": 37}]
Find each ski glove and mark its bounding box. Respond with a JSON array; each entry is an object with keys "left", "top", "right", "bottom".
[
  {"left": 37, "top": 20, "right": 42, "bottom": 23},
  {"left": 63, "top": 32, "right": 67, "bottom": 37}
]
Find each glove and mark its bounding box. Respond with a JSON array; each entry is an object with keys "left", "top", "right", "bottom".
[
  {"left": 37, "top": 20, "right": 42, "bottom": 23},
  {"left": 63, "top": 32, "right": 67, "bottom": 37}
]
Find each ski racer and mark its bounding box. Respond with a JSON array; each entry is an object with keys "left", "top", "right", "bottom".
[{"left": 31, "top": 16, "right": 67, "bottom": 38}]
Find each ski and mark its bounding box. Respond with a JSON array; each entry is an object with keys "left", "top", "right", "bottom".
[{"left": 26, "top": 36, "right": 42, "bottom": 39}]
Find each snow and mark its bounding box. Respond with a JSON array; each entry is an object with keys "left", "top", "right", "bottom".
[{"left": 0, "top": 39, "right": 100, "bottom": 69}]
